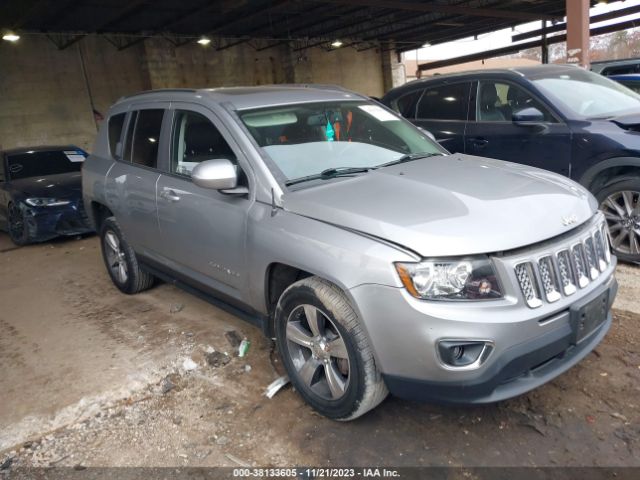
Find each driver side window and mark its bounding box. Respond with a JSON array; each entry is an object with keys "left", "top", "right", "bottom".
[
  {"left": 477, "top": 81, "right": 556, "bottom": 123},
  {"left": 171, "top": 110, "right": 236, "bottom": 177}
]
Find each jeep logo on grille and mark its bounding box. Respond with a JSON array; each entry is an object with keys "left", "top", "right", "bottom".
[{"left": 562, "top": 214, "right": 578, "bottom": 226}]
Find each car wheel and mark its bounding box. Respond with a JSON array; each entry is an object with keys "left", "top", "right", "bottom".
[
  {"left": 100, "top": 216, "right": 155, "bottom": 294},
  {"left": 596, "top": 177, "right": 640, "bottom": 264},
  {"left": 275, "top": 277, "right": 388, "bottom": 421},
  {"left": 8, "top": 203, "right": 29, "bottom": 246}
]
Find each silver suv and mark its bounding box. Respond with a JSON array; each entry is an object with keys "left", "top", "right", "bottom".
[{"left": 83, "top": 86, "right": 617, "bottom": 420}]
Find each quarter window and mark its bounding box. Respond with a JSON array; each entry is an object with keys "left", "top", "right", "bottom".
[
  {"left": 108, "top": 113, "right": 126, "bottom": 159},
  {"left": 416, "top": 82, "right": 471, "bottom": 121},
  {"left": 170, "top": 111, "right": 236, "bottom": 177}
]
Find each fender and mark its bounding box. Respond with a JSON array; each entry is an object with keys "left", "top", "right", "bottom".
[{"left": 577, "top": 156, "right": 640, "bottom": 191}]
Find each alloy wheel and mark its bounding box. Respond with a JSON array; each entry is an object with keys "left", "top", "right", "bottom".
[
  {"left": 103, "top": 230, "right": 128, "bottom": 283},
  {"left": 600, "top": 190, "right": 640, "bottom": 255},
  {"left": 285, "top": 304, "right": 350, "bottom": 401},
  {"left": 8, "top": 204, "right": 25, "bottom": 241}
]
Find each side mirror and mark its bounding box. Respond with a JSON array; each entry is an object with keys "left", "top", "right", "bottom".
[
  {"left": 418, "top": 127, "right": 437, "bottom": 142},
  {"left": 512, "top": 107, "right": 544, "bottom": 124},
  {"left": 192, "top": 159, "right": 239, "bottom": 191}
]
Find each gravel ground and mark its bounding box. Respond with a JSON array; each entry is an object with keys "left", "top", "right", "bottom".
[{"left": 0, "top": 233, "right": 639, "bottom": 470}]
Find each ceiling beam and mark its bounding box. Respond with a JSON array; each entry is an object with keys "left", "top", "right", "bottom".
[
  {"left": 512, "top": 3, "right": 640, "bottom": 42},
  {"left": 314, "top": 0, "right": 560, "bottom": 21},
  {"left": 417, "top": 17, "right": 640, "bottom": 71},
  {"left": 95, "top": 0, "right": 152, "bottom": 33}
]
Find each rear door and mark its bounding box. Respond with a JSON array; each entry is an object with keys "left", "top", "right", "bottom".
[
  {"left": 465, "top": 79, "right": 572, "bottom": 176},
  {"left": 105, "top": 105, "right": 167, "bottom": 257},
  {"left": 155, "top": 103, "right": 252, "bottom": 303},
  {"left": 410, "top": 81, "right": 472, "bottom": 153}
]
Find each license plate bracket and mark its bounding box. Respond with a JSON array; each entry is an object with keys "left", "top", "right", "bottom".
[{"left": 569, "top": 289, "right": 609, "bottom": 344}]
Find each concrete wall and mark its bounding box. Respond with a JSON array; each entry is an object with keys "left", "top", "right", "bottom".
[{"left": 0, "top": 35, "right": 387, "bottom": 152}]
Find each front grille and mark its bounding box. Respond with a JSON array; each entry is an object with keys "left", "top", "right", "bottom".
[{"left": 514, "top": 219, "right": 612, "bottom": 308}]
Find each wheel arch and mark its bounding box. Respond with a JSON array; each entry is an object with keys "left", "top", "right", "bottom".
[
  {"left": 89, "top": 201, "right": 114, "bottom": 232},
  {"left": 578, "top": 157, "right": 640, "bottom": 193}
]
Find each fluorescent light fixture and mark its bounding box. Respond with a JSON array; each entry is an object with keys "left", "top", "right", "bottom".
[
  {"left": 2, "top": 32, "right": 20, "bottom": 42},
  {"left": 422, "top": 42, "right": 431, "bottom": 48},
  {"left": 331, "top": 40, "right": 343, "bottom": 48},
  {"left": 197, "top": 36, "right": 211, "bottom": 46}
]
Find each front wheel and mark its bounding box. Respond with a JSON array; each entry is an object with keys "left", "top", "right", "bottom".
[
  {"left": 100, "top": 217, "right": 155, "bottom": 294},
  {"left": 8, "top": 203, "right": 29, "bottom": 246},
  {"left": 274, "top": 277, "right": 388, "bottom": 421},
  {"left": 596, "top": 177, "right": 640, "bottom": 264}
]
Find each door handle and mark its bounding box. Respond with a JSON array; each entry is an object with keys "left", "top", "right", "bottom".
[
  {"left": 468, "top": 137, "right": 489, "bottom": 148},
  {"left": 160, "top": 189, "right": 181, "bottom": 202}
]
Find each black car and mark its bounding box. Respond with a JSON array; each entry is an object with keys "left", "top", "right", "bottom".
[
  {"left": 0, "top": 146, "right": 93, "bottom": 245},
  {"left": 381, "top": 64, "right": 640, "bottom": 263}
]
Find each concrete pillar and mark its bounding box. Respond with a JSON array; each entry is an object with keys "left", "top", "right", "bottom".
[{"left": 566, "top": 0, "right": 590, "bottom": 68}]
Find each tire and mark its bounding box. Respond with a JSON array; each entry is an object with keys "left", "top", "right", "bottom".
[
  {"left": 274, "top": 277, "right": 388, "bottom": 421},
  {"left": 595, "top": 176, "right": 640, "bottom": 264},
  {"left": 99, "top": 216, "right": 155, "bottom": 294},
  {"left": 8, "top": 202, "right": 30, "bottom": 246}
]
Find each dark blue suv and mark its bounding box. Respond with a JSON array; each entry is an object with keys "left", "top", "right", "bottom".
[{"left": 382, "top": 64, "right": 640, "bottom": 263}]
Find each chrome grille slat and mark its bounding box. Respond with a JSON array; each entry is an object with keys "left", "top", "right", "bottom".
[
  {"left": 584, "top": 236, "right": 600, "bottom": 280},
  {"left": 538, "top": 256, "right": 561, "bottom": 303},
  {"left": 514, "top": 219, "right": 611, "bottom": 308},
  {"left": 571, "top": 243, "right": 589, "bottom": 288},
  {"left": 556, "top": 250, "right": 576, "bottom": 296},
  {"left": 515, "top": 262, "right": 542, "bottom": 309}
]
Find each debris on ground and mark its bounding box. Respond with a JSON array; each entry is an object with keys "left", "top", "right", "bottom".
[
  {"left": 206, "top": 351, "right": 231, "bottom": 368},
  {"left": 160, "top": 376, "right": 176, "bottom": 395},
  {"left": 224, "top": 330, "right": 243, "bottom": 348},
  {"left": 169, "top": 303, "right": 185, "bottom": 314},
  {"left": 238, "top": 339, "right": 251, "bottom": 358},
  {"left": 225, "top": 453, "right": 251, "bottom": 467},
  {"left": 264, "top": 375, "right": 290, "bottom": 399},
  {"left": 0, "top": 457, "right": 13, "bottom": 470},
  {"left": 182, "top": 358, "right": 198, "bottom": 372}
]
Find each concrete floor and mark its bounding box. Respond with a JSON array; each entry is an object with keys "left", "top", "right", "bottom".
[{"left": 1, "top": 232, "right": 639, "bottom": 468}]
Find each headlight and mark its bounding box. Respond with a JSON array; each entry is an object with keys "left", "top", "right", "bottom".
[
  {"left": 25, "top": 198, "right": 71, "bottom": 207},
  {"left": 395, "top": 256, "right": 502, "bottom": 300}
]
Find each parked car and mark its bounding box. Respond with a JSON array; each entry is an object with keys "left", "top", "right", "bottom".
[
  {"left": 0, "top": 145, "right": 93, "bottom": 245},
  {"left": 591, "top": 57, "right": 640, "bottom": 76},
  {"left": 84, "top": 86, "right": 617, "bottom": 420},
  {"left": 381, "top": 65, "right": 640, "bottom": 263},
  {"left": 608, "top": 74, "right": 640, "bottom": 94}
]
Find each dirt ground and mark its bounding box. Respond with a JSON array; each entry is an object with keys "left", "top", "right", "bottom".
[{"left": 0, "top": 232, "right": 639, "bottom": 469}]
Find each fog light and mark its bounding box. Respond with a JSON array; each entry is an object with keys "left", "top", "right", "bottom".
[{"left": 438, "top": 340, "right": 493, "bottom": 369}]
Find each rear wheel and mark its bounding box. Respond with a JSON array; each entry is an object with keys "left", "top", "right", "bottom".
[
  {"left": 596, "top": 177, "right": 640, "bottom": 264},
  {"left": 274, "top": 277, "right": 388, "bottom": 421},
  {"left": 8, "top": 203, "right": 29, "bottom": 246},
  {"left": 100, "top": 217, "right": 154, "bottom": 294}
]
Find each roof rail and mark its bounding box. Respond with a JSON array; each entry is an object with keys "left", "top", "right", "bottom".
[{"left": 117, "top": 88, "right": 198, "bottom": 102}]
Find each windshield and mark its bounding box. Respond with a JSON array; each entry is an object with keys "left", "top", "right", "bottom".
[
  {"left": 6, "top": 149, "right": 85, "bottom": 181},
  {"left": 238, "top": 101, "right": 443, "bottom": 185},
  {"left": 530, "top": 68, "right": 640, "bottom": 119}
]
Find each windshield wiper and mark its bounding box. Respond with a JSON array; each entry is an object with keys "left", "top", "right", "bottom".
[
  {"left": 378, "top": 152, "right": 443, "bottom": 168},
  {"left": 285, "top": 167, "right": 374, "bottom": 186}
]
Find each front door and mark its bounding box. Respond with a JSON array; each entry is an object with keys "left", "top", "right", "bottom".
[
  {"left": 465, "top": 80, "right": 572, "bottom": 176},
  {"left": 155, "top": 105, "right": 251, "bottom": 302}
]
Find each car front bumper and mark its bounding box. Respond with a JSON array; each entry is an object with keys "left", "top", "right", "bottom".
[
  {"left": 22, "top": 199, "right": 94, "bottom": 241},
  {"left": 349, "top": 269, "right": 617, "bottom": 405}
]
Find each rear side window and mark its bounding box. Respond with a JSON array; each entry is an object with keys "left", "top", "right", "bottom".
[
  {"left": 416, "top": 82, "right": 471, "bottom": 121},
  {"left": 125, "top": 109, "right": 164, "bottom": 168},
  {"left": 108, "top": 113, "right": 126, "bottom": 159}
]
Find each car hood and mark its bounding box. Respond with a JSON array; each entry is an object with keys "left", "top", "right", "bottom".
[
  {"left": 9, "top": 172, "right": 82, "bottom": 199},
  {"left": 282, "top": 154, "right": 597, "bottom": 257}
]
